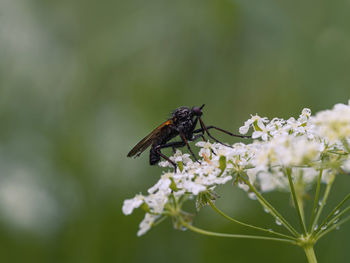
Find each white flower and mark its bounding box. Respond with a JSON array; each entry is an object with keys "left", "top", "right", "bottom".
[
  {"left": 159, "top": 150, "right": 193, "bottom": 168},
  {"left": 311, "top": 101, "right": 350, "bottom": 142},
  {"left": 137, "top": 213, "right": 158, "bottom": 236},
  {"left": 252, "top": 123, "right": 270, "bottom": 141},
  {"left": 321, "top": 170, "right": 335, "bottom": 184},
  {"left": 284, "top": 117, "right": 303, "bottom": 134},
  {"left": 122, "top": 194, "right": 144, "bottom": 215},
  {"left": 342, "top": 158, "right": 350, "bottom": 173},
  {"left": 257, "top": 168, "right": 287, "bottom": 192},
  {"left": 196, "top": 141, "right": 213, "bottom": 158},
  {"left": 239, "top": 115, "right": 269, "bottom": 135},
  {"left": 148, "top": 173, "right": 172, "bottom": 194},
  {"left": 144, "top": 192, "right": 169, "bottom": 214},
  {"left": 172, "top": 150, "right": 192, "bottom": 164},
  {"left": 299, "top": 167, "right": 319, "bottom": 184},
  {"left": 238, "top": 182, "right": 249, "bottom": 192},
  {"left": 182, "top": 181, "right": 206, "bottom": 195},
  {"left": 298, "top": 108, "right": 312, "bottom": 123}
]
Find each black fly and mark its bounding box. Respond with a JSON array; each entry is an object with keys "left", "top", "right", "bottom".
[{"left": 127, "top": 104, "right": 251, "bottom": 171}]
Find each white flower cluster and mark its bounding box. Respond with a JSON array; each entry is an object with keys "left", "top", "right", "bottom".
[
  {"left": 122, "top": 147, "right": 233, "bottom": 236},
  {"left": 123, "top": 101, "right": 350, "bottom": 236},
  {"left": 311, "top": 101, "right": 350, "bottom": 143}
]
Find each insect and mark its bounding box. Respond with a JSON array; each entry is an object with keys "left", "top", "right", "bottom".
[{"left": 127, "top": 105, "right": 251, "bottom": 171}]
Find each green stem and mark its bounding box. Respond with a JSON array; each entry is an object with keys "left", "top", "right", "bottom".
[
  {"left": 342, "top": 139, "right": 350, "bottom": 153},
  {"left": 308, "top": 169, "right": 323, "bottom": 233},
  {"left": 240, "top": 175, "right": 299, "bottom": 237},
  {"left": 312, "top": 173, "right": 335, "bottom": 231},
  {"left": 297, "top": 193, "right": 305, "bottom": 223},
  {"left": 314, "top": 207, "right": 350, "bottom": 240},
  {"left": 315, "top": 214, "right": 350, "bottom": 241},
  {"left": 180, "top": 220, "right": 297, "bottom": 245},
  {"left": 208, "top": 200, "right": 296, "bottom": 240},
  {"left": 152, "top": 215, "right": 168, "bottom": 226},
  {"left": 313, "top": 193, "right": 350, "bottom": 237},
  {"left": 303, "top": 246, "right": 318, "bottom": 263},
  {"left": 285, "top": 168, "right": 307, "bottom": 235},
  {"left": 170, "top": 193, "right": 177, "bottom": 208}
]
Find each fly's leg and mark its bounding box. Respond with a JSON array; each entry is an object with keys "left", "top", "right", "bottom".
[
  {"left": 192, "top": 133, "right": 216, "bottom": 156},
  {"left": 193, "top": 119, "right": 251, "bottom": 147},
  {"left": 152, "top": 133, "right": 205, "bottom": 170},
  {"left": 153, "top": 145, "right": 178, "bottom": 172},
  {"left": 193, "top": 124, "right": 251, "bottom": 139},
  {"left": 152, "top": 141, "right": 189, "bottom": 172},
  {"left": 180, "top": 133, "right": 201, "bottom": 164}
]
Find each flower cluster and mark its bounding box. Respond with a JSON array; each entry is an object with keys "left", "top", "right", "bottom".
[
  {"left": 123, "top": 101, "right": 350, "bottom": 236},
  {"left": 311, "top": 102, "right": 350, "bottom": 143}
]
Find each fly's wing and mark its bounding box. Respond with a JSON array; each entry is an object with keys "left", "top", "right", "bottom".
[{"left": 127, "top": 120, "right": 173, "bottom": 158}]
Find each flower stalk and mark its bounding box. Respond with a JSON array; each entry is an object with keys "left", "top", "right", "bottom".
[
  {"left": 308, "top": 169, "right": 323, "bottom": 233},
  {"left": 312, "top": 173, "right": 335, "bottom": 231},
  {"left": 285, "top": 168, "right": 307, "bottom": 235},
  {"left": 208, "top": 199, "right": 296, "bottom": 240},
  {"left": 240, "top": 175, "right": 300, "bottom": 237},
  {"left": 312, "top": 193, "right": 350, "bottom": 237},
  {"left": 180, "top": 220, "right": 297, "bottom": 245},
  {"left": 303, "top": 246, "right": 317, "bottom": 263}
]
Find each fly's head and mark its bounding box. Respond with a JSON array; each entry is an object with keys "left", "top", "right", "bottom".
[{"left": 191, "top": 104, "right": 204, "bottom": 117}]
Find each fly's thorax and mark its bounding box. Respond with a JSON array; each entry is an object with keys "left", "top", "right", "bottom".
[
  {"left": 172, "top": 106, "right": 193, "bottom": 124},
  {"left": 176, "top": 119, "right": 194, "bottom": 135}
]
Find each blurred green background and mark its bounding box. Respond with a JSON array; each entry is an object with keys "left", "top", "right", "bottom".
[{"left": 0, "top": 0, "right": 349, "bottom": 262}]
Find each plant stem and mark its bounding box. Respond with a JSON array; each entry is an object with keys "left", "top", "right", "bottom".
[
  {"left": 308, "top": 169, "right": 323, "bottom": 233},
  {"left": 342, "top": 139, "right": 350, "bottom": 153},
  {"left": 313, "top": 193, "right": 350, "bottom": 236},
  {"left": 285, "top": 168, "right": 307, "bottom": 235},
  {"left": 208, "top": 200, "right": 296, "bottom": 240},
  {"left": 296, "top": 191, "right": 305, "bottom": 223},
  {"left": 240, "top": 175, "right": 299, "bottom": 237},
  {"left": 303, "top": 246, "right": 317, "bottom": 263},
  {"left": 314, "top": 207, "right": 350, "bottom": 240},
  {"left": 180, "top": 220, "right": 297, "bottom": 244},
  {"left": 312, "top": 173, "right": 335, "bottom": 231},
  {"left": 152, "top": 215, "right": 168, "bottom": 226},
  {"left": 316, "top": 214, "right": 350, "bottom": 241}
]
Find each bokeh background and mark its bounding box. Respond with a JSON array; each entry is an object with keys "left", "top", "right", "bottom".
[{"left": 1, "top": 0, "right": 350, "bottom": 262}]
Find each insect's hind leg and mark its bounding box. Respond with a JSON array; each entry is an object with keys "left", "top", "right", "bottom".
[
  {"left": 150, "top": 142, "right": 185, "bottom": 164},
  {"left": 150, "top": 145, "right": 179, "bottom": 172},
  {"left": 151, "top": 137, "right": 202, "bottom": 171}
]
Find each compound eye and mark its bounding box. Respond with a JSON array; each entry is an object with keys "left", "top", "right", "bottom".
[{"left": 192, "top": 107, "right": 203, "bottom": 116}]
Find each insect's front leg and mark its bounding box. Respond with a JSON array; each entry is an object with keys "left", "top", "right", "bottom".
[
  {"left": 179, "top": 132, "right": 201, "bottom": 164},
  {"left": 193, "top": 125, "right": 251, "bottom": 139},
  {"left": 192, "top": 119, "right": 251, "bottom": 148},
  {"left": 191, "top": 133, "right": 216, "bottom": 156},
  {"left": 190, "top": 116, "right": 207, "bottom": 141},
  {"left": 190, "top": 116, "right": 200, "bottom": 132},
  {"left": 191, "top": 133, "right": 205, "bottom": 142}
]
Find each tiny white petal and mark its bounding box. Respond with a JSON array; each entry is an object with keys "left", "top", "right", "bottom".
[
  {"left": 137, "top": 213, "right": 158, "bottom": 236},
  {"left": 239, "top": 125, "right": 250, "bottom": 134},
  {"left": 122, "top": 195, "right": 144, "bottom": 215}
]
